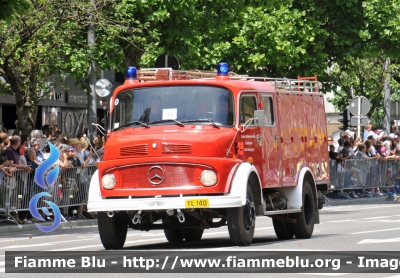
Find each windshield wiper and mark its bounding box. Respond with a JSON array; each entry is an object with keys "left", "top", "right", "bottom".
[
  {"left": 148, "top": 119, "right": 185, "bottom": 127},
  {"left": 115, "top": 121, "right": 149, "bottom": 130},
  {"left": 181, "top": 119, "right": 220, "bottom": 129}
]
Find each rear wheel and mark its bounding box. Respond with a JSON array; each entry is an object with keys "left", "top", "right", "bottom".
[
  {"left": 293, "top": 181, "right": 315, "bottom": 239},
  {"left": 272, "top": 218, "right": 294, "bottom": 240},
  {"left": 182, "top": 227, "right": 204, "bottom": 242},
  {"left": 163, "top": 217, "right": 184, "bottom": 242},
  {"left": 227, "top": 186, "right": 256, "bottom": 246},
  {"left": 98, "top": 212, "right": 127, "bottom": 250}
]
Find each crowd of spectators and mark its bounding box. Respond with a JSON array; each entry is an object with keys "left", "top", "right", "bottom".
[
  {"left": 328, "top": 124, "right": 400, "bottom": 198},
  {"left": 0, "top": 124, "right": 104, "bottom": 224}
]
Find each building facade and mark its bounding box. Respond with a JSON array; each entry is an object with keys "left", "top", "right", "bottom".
[{"left": 0, "top": 71, "right": 121, "bottom": 136}]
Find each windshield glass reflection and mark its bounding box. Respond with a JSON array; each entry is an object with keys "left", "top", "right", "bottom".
[{"left": 112, "top": 86, "right": 234, "bottom": 130}]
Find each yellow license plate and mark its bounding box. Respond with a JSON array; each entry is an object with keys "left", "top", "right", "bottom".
[{"left": 185, "top": 199, "right": 209, "bottom": 208}]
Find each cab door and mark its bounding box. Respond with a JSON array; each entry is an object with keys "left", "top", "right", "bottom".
[
  {"left": 238, "top": 93, "right": 263, "bottom": 178},
  {"left": 260, "top": 94, "right": 281, "bottom": 187}
]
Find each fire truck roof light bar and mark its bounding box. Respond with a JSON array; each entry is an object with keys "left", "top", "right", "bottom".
[
  {"left": 126, "top": 66, "right": 138, "bottom": 80},
  {"left": 217, "top": 62, "right": 229, "bottom": 76}
]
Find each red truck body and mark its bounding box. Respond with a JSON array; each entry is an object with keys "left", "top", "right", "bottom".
[{"left": 88, "top": 65, "right": 330, "bottom": 249}]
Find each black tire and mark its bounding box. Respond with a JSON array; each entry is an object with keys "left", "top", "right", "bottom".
[
  {"left": 272, "top": 218, "right": 294, "bottom": 240},
  {"left": 163, "top": 217, "right": 184, "bottom": 242},
  {"left": 293, "top": 181, "right": 315, "bottom": 239},
  {"left": 318, "top": 202, "right": 324, "bottom": 210},
  {"left": 227, "top": 186, "right": 256, "bottom": 246},
  {"left": 98, "top": 212, "right": 127, "bottom": 250},
  {"left": 182, "top": 227, "right": 204, "bottom": 242}
]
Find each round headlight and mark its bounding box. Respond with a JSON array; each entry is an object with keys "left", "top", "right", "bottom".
[
  {"left": 200, "top": 170, "right": 217, "bottom": 186},
  {"left": 102, "top": 174, "right": 116, "bottom": 189}
]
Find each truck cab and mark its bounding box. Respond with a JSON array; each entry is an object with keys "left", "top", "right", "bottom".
[{"left": 88, "top": 63, "right": 330, "bottom": 249}]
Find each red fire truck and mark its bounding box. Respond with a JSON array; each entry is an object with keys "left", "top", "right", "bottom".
[{"left": 88, "top": 63, "right": 330, "bottom": 250}]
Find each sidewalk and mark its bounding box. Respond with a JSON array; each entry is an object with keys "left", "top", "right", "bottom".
[{"left": 0, "top": 217, "right": 98, "bottom": 235}]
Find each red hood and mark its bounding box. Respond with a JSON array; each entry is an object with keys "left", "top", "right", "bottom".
[{"left": 103, "top": 125, "right": 237, "bottom": 160}]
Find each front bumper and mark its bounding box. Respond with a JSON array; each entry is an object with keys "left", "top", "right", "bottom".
[
  {"left": 87, "top": 195, "right": 243, "bottom": 212},
  {"left": 87, "top": 174, "right": 242, "bottom": 212}
]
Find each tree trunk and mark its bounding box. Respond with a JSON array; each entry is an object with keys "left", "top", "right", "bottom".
[
  {"left": 123, "top": 49, "right": 144, "bottom": 69},
  {"left": 14, "top": 90, "right": 38, "bottom": 136}
]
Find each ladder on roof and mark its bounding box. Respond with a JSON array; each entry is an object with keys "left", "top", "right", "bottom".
[{"left": 137, "top": 68, "right": 321, "bottom": 93}]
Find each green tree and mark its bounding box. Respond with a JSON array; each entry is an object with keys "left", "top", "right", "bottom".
[
  {"left": 325, "top": 0, "right": 400, "bottom": 125},
  {"left": 0, "top": 1, "right": 71, "bottom": 133},
  {"left": 0, "top": 0, "right": 265, "bottom": 133},
  {"left": 2, "top": 0, "right": 400, "bottom": 134},
  {"left": 0, "top": 0, "right": 30, "bottom": 22}
]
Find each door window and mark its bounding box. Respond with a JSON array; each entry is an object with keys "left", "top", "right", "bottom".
[
  {"left": 239, "top": 96, "right": 257, "bottom": 124},
  {"left": 261, "top": 96, "right": 275, "bottom": 126}
]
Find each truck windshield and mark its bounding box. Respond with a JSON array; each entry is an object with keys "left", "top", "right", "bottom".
[{"left": 112, "top": 86, "right": 234, "bottom": 130}]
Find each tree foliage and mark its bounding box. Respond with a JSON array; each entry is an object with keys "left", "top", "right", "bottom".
[
  {"left": 0, "top": 0, "right": 31, "bottom": 22},
  {"left": 326, "top": 0, "right": 400, "bottom": 124},
  {"left": 0, "top": 1, "right": 72, "bottom": 133}
]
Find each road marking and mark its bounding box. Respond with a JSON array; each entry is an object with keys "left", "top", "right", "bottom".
[
  {"left": 0, "top": 232, "right": 98, "bottom": 243},
  {"left": 138, "top": 233, "right": 165, "bottom": 237},
  {"left": 0, "top": 242, "right": 60, "bottom": 250},
  {"left": 351, "top": 227, "right": 400, "bottom": 234},
  {"left": 0, "top": 236, "right": 105, "bottom": 250},
  {"left": 376, "top": 220, "right": 400, "bottom": 223},
  {"left": 328, "top": 216, "right": 398, "bottom": 223},
  {"left": 324, "top": 205, "right": 400, "bottom": 212},
  {"left": 362, "top": 216, "right": 392, "bottom": 220},
  {"left": 358, "top": 238, "right": 400, "bottom": 244},
  {"left": 297, "top": 273, "right": 349, "bottom": 276},
  {"left": 326, "top": 220, "right": 353, "bottom": 223}
]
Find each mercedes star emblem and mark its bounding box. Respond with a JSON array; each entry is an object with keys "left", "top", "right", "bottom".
[{"left": 147, "top": 166, "right": 165, "bottom": 185}]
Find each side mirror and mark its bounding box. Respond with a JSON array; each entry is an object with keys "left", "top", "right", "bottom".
[{"left": 254, "top": 110, "right": 265, "bottom": 127}]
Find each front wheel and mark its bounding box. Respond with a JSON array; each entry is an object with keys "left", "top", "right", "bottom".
[
  {"left": 98, "top": 212, "right": 128, "bottom": 250},
  {"left": 227, "top": 186, "right": 256, "bottom": 246},
  {"left": 293, "top": 180, "right": 315, "bottom": 239}
]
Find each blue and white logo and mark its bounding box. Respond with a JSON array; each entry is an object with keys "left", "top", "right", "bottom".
[{"left": 29, "top": 142, "right": 62, "bottom": 232}]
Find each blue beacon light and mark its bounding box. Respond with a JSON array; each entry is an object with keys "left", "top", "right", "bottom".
[
  {"left": 216, "top": 62, "right": 230, "bottom": 80},
  {"left": 126, "top": 66, "right": 138, "bottom": 80},
  {"left": 217, "top": 62, "right": 229, "bottom": 76},
  {"left": 124, "top": 66, "right": 139, "bottom": 84}
]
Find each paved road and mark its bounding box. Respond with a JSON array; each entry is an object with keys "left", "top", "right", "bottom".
[{"left": 1, "top": 203, "right": 400, "bottom": 277}]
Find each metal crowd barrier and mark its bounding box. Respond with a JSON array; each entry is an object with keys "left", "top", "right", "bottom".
[
  {"left": 328, "top": 159, "right": 399, "bottom": 199},
  {"left": 0, "top": 165, "right": 97, "bottom": 224}
]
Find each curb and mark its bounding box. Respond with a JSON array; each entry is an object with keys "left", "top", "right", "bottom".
[
  {"left": 324, "top": 195, "right": 392, "bottom": 206},
  {"left": 0, "top": 219, "right": 98, "bottom": 235}
]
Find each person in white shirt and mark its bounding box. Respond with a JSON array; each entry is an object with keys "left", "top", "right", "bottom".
[{"left": 367, "top": 125, "right": 383, "bottom": 142}]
